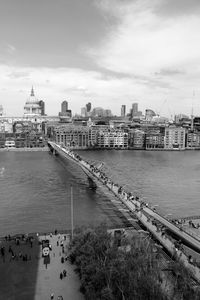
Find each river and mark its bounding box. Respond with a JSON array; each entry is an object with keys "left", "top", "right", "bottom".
[{"left": 0, "top": 149, "right": 199, "bottom": 236}]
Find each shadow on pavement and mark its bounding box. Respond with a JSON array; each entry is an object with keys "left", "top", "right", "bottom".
[{"left": 0, "top": 233, "right": 40, "bottom": 300}]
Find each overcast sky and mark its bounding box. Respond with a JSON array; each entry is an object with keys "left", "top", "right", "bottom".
[{"left": 1, "top": 0, "right": 200, "bottom": 117}]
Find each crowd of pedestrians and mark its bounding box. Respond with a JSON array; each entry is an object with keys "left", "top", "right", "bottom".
[{"left": 0, "top": 234, "right": 35, "bottom": 263}]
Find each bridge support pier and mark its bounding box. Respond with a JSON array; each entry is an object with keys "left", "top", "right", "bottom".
[
  {"left": 87, "top": 176, "right": 97, "bottom": 190},
  {"left": 52, "top": 149, "right": 58, "bottom": 156}
]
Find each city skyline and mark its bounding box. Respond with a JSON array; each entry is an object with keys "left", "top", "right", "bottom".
[{"left": 1, "top": 0, "right": 200, "bottom": 116}]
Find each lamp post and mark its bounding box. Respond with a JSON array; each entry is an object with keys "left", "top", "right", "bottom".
[{"left": 70, "top": 185, "right": 74, "bottom": 240}]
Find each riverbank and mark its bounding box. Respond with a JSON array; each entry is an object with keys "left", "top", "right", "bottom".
[
  {"left": 0, "top": 232, "right": 83, "bottom": 300},
  {"left": 0, "top": 147, "right": 49, "bottom": 152}
]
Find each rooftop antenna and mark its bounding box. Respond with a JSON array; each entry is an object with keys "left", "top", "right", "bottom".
[
  {"left": 30, "top": 86, "right": 35, "bottom": 97},
  {"left": 191, "top": 90, "right": 195, "bottom": 131}
]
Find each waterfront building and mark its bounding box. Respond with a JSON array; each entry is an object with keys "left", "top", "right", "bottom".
[
  {"left": 186, "top": 130, "right": 200, "bottom": 149},
  {"left": 5, "top": 139, "right": 15, "bottom": 148},
  {"left": 88, "top": 127, "right": 99, "bottom": 147},
  {"left": 4, "top": 121, "right": 13, "bottom": 133},
  {"left": 24, "top": 87, "right": 43, "bottom": 116},
  {"left": 55, "top": 125, "right": 90, "bottom": 149},
  {"left": 146, "top": 133, "right": 165, "bottom": 149},
  {"left": 164, "top": 127, "right": 185, "bottom": 150},
  {"left": 0, "top": 132, "right": 5, "bottom": 148},
  {"left": 97, "top": 129, "right": 128, "bottom": 149},
  {"left": 193, "top": 117, "right": 200, "bottom": 131},
  {"left": 128, "top": 129, "right": 145, "bottom": 149},
  {"left": 0, "top": 115, "right": 60, "bottom": 148},
  {"left": 0, "top": 119, "right": 46, "bottom": 148},
  {"left": 121, "top": 105, "right": 126, "bottom": 117}
]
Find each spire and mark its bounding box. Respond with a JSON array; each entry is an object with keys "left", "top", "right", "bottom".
[{"left": 30, "top": 86, "right": 35, "bottom": 97}]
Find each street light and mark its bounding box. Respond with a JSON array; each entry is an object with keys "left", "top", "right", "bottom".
[{"left": 70, "top": 185, "right": 74, "bottom": 240}]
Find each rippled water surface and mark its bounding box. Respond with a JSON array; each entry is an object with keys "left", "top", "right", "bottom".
[
  {"left": 0, "top": 150, "right": 200, "bottom": 235},
  {"left": 79, "top": 150, "right": 200, "bottom": 218}
]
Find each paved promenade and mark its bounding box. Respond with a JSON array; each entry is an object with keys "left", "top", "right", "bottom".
[{"left": 34, "top": 233, "right": 83, "bottom": 300}]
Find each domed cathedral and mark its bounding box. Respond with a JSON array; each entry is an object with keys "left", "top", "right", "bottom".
[{"left": 24, "top": 87, "right": 43, "bottom": 117}]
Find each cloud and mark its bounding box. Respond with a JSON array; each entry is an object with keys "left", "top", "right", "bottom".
[
  {"left": 154, "top": 0, "right": 200, "bottom": 17},
  {"left": 87, "top": 1, "right": 200, "bottom": 93},
  {"left": 1, "top": 0, "right": 200, "bottom": 117},
  {"left": 155, "top": 68, "right": 185, "bottom": 77},
  {"left": 89, "top": 0, "right": 200, "bottom": 76},
  {"left": 8, "top": 71, "right": 30, "bottom": 79}
]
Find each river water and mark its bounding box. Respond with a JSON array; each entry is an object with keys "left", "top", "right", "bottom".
[{"left": 0, "top": 150, "right": 200, "bottom": 236}]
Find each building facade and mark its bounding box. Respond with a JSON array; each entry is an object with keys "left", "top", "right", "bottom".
[
  {"left": 128, "top": 129, "right": 145, "bottom": 149},
  {"left": 164, "top": 127, "right": 185, "bottom": 150},
  {"left": 55, "top": 125, "right": 90, "bottom": 149}
]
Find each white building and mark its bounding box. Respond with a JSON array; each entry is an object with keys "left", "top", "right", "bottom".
[
  {"left": 24, "top": 87, "right": 42, "bottom": 116},
  {"left": 98, "top": 129, "right": 128, "bottom": 149},
  {"left": 164, "top": 127, "right": 185, "bottom": 150}
]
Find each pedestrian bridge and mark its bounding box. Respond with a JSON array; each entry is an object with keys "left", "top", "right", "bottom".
[
  {"left": 48, "top": 141, "right": 200, "bottom": 282},
  {"left": 48, "top": 141, "right": 99, "bottom": 189}
]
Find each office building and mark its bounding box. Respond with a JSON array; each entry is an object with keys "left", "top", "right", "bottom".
[
  {"left": 121, "top": 105, "right": 126, "bottom": 117},
  {"left": 61, "top": 101, "right": 68, "bottom": 113},
  {"left": 39, "top": 100, "right": 45, "bottom": 116},
  {"left": 145, "top": 109, "right": 156, "bottom": 121},
  {"left": 59, "top": 100, "right": 72, "bottom": 122},
  {"left": 86, "top": 102, "right": 91, "bottom": 113},
  {"left": 0, "top": 105, "right": 3, "bottom": 116},
  {"left": 132, "top": 103, "right": 138, "bottom": 116}
]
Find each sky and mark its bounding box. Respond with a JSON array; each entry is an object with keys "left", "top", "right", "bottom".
[{"left": 1, "top": 0, "right": 200, "bottom": 117}]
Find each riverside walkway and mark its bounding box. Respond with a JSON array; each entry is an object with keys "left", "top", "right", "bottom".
[{"left": 48, "top": 141, "right": 200, "bottom": 283}]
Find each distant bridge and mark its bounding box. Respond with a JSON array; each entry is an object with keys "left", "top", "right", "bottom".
[{"left": 48, "top": 141, "right": 200, "bottom": 283}]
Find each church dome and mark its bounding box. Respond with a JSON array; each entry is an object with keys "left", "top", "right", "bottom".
[{"left": 24, "top": 87, "right": 42, "bottom": 116}]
